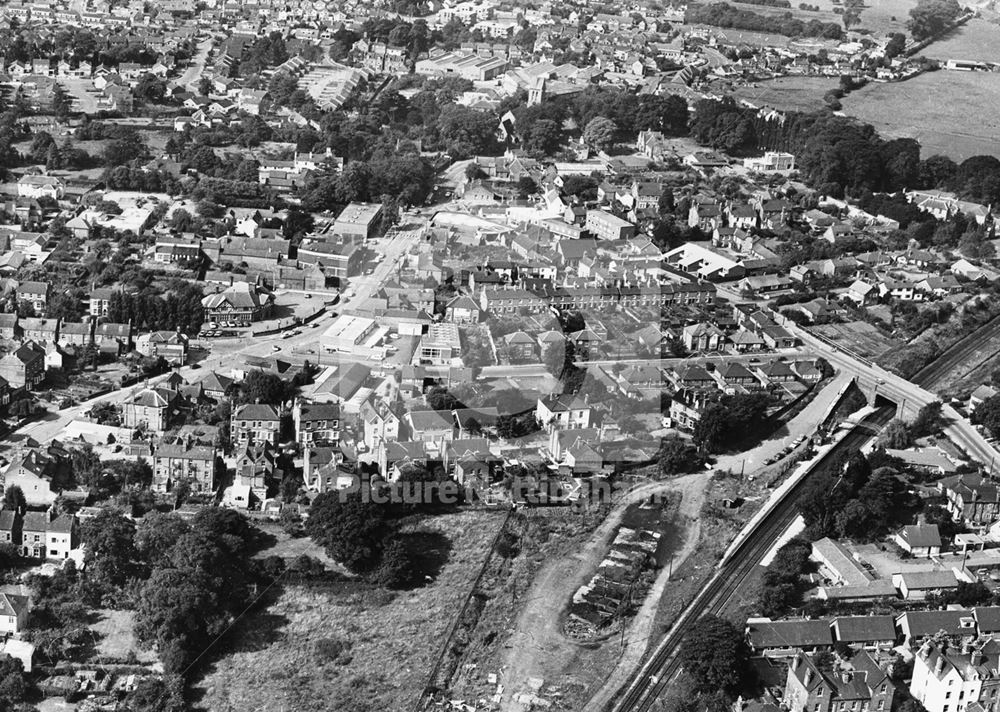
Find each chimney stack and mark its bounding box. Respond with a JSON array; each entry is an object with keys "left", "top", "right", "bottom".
[
  {"left": 804, "top": 668, "right": 812, "bottom": 685},
  {"left": 972, "top": 649, "right": 984, "bottom": 667},
  {"left": 935, "top": 657, "right": 945, "bottom": 676}
]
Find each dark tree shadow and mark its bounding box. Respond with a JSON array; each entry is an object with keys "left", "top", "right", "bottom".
[{"left": 400, "top": 530, "right": 452, "bottom": 584}]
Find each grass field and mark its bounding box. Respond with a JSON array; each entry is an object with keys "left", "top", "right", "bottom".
[
  {"left": 90, "top": 610, "right": 159, "bottom": 665},
  {"left": 811, "top": 321, "right": 903, "bottom": 360},
  {"left": 192, "top": 510, "right": 507, "bottom": 712},
  {"left": 731, "top": 76, "right": 838, "bottom": 111},
  {"left": 917, "top": 18, "right": 1000, "bottom": 61},
  {"left": 841, "top": 70, "right": 1000, "bottom": 160}
]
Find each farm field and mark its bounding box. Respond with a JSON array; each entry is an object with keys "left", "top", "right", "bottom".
[
  {"left": 730, "top": 75, "right": 838, "bottom": 111},
  {"left": 841, "top": 70, "right": 1000, "bottom": 160},
  {"left": 917, "top": 18, "right": 1000, "bottom": 61},
  {"left": 191, "top": 510, "right": 507, "bottom": 712}
]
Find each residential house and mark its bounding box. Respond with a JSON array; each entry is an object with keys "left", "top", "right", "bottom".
[
  {"left": 93, "top": 323, "right": 132, "bottom": 355},
  {"left": 361, "top": 399, "right": 401, "bottom": 451},
  {"left": 201, "top": 282, "right": 274, "bottom": 324},
  {"left": 894, "top": 524, "right": 943, "bottom": 557},
  {"left": 0, "top": 341, "right": 45, "bottom": 389},
  {"left": 16, "top": 281, "right": 48, "bottom": 313},
  {"left": 682, "top": 322, "right": 724, "bottom": 352},
  {"left": 536, "top": 394, "right": 591, "bottom": 431},
  {"left": 135, "top": 330, "right": 188, "bottom": 365},
  {"left": 20, "top": 511, "right": 48, "bottom": 558},
  {"left": 19, "top": 318, "right": 58, "bottom": 343},
  {"left": 292, "top": 400, "right": 340, "bottom": 446},
  {"left": 897, "top": 610, "right": 977, "bottom": 646},
  {"left": 404, "top": 409, "right": 455, "bottom": 445},
  {"left": 784, "top": 651, "right": 896, "bottom": 712},
  {"left": 122, "top": 387, "right": 177, "bottom": 433},
  {"left": 230, "top": 403, "right": 282, "bottom": 445},
  {"left": 747, "top": 619, "right": 833, "bottom": 657},
  {"left": 235, "top": 441, "right": 276, "bottom": 501},
  {"left": 0, "top": 510, "right": 20, "bottom": 548},
  {"left": 830, "top": 616, "right": 898, "bottom": 650},
  {"left": 0, "top": 593, "right": 28, "bottom": 634},
  {"left": 59, "top": 321, "right": 93, "bottom": 348},
  {"left": 940, "top": 474, "right": 1000, "bottom": 528},
  {"left": 892, "top": 570, "right": 958, "bottom": 600},
  {"left": 45, "top": 514, "right": 77, "bottom": 560},
  {"left": 444, "top": 295, "right": 481, "bottom": 324},
  {"left": 910, "top": 639, "right": 1000, "bottom": 712},
  {"left": 2, "top": 445, "right": 63, "bottom": 506},
  {"left": 0, "top": 314, "right": 18, "bottom": 340},
  {"left": 153, "top": 441, "right": 217, "bottom": 494}
]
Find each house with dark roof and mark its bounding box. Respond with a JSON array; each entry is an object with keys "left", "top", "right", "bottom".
[
  {"left": 892, "top": 570, "right": 959, "bottom": 601},
  {"left": 536, "top": 394, "right": 591, "bottom": 432},
  {"left": 746, "top": 619, "right": 833, "bottom": 656},
  {"left": 896, "top": 609, "right": 977, "bottom": 644},
  {"left": 201, "top": 282, "right": 274, "bottom": 324},
  {"left": 122, "top": 387, "right": 177, "bottom": 433},
  {"left": 939, "top": 474, "right": 1000, "bottom": 528},
  {"left": 292, "top": 400, "right": 340, "bottom": 446},
  {"left": 231, "top": 403, "right": 282, "bottom": 445},
  {"left": 58, "top": 321, "right": 93, "bottom": 347},
  {"left": 0, "top": 341, "right": 44, "bottom": 389},
  {"left": 893, "top": 524, "right": 942, "bottom": 557},
  {"left": 93, "top": 322, "right": 132, "bottom": 355},
  {"left": 153, "top": 441, "right": 218, "bottom": 494},
  {"left": 783, "top": 650, "right": 897, "bottom": 712},
  {"left": 830, "top": 616, "right": 897, "bottom": 649}
]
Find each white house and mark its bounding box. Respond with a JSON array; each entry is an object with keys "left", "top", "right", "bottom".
[{"left": 535, "top": 394, "right": 592, "bottom": 432}]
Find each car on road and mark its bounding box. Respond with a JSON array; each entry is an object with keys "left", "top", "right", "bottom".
[{"left": 271, "top": 345, "right": 281, "bottom": 352}]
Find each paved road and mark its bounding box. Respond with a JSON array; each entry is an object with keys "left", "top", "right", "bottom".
[
  {"left": 175, "top": 38, "right": 214, "bottom": 89},
  {"left": 5, "top": 223, "right": 420, "bottom": 447}
]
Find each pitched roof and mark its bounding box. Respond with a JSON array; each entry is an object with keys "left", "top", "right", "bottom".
[
  {"left": 747, "top": 619, "right": 833, "bottom": 649},
  {"left": 233, "top": 403, "right": 281, "bottom": 421},
  {"left": 832, "top": 615, "right": 896, "bottom": 643}
]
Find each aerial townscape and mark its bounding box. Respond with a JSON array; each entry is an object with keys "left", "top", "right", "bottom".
[{"left": 0, "top": 0, "right": 995, "bottom": 710}]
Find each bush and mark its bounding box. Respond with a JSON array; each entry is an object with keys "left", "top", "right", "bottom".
[{"left": 316, "top": 636, "right": 352, "bottom": 664}]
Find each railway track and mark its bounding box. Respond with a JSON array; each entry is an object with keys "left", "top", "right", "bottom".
[
  {"left": 609, "top": 407, "right": 894, "bottom": 712},
  {"left": 609, "top": 312, "right": 1000, "bottom": 710},
  {"left": 908, "top": 313, "right": 1000, "bottom": 389}
]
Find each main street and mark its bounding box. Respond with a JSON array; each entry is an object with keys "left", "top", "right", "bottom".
[{"left": 4, "top": 220, "right": 420, "bottom": 448}]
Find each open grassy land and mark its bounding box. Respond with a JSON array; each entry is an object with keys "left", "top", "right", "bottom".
[
  {"left": 841, "top": 70, "right": 1000, "bottom": 160},
  {"left": 191, "top": 509, "right": 507, "bottom": 712},
  {"left": 731, "top": 76, "right": 838, "bottom": 111},
  {"left": 917, "top": 18, "right": 1000, "bottom": 61}
]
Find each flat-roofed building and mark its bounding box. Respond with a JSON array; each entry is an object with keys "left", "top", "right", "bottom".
[
  {"left": 416, "top": 322, "right": 460, "bottom": 365},
  {"left": 322, "top": 315, "right": 377, "bottom": 353},
  {"left": 585, "top": 209, "right": 635, "bottom": 240},
  {"left": 333, "top": 202, "right": 383, "bottom": 242}
]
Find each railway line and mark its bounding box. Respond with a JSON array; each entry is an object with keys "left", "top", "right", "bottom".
[
  {"left": 908, "top": 313, "right": 1000, "bottom": 389},
  {"left": 609, "top": 312, "right": 1000, "bottom": 711},
  {"left": 609, "top": 406, "right": 894, "bottom": 712}
]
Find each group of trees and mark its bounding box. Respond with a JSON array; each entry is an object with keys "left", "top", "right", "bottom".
[
  {"left": 800, "top": 449, "right": 916, "bottom": 540},
  {"left": 972, "top": 394, "right": 1000, "bottom": 438},
  {"left": 685, "top": 3, "right": 844, "bottom": 39},
  {"left": 305, "top": 490, "right": 437, "bottom": 589},
  {"left": 105, "top": 283, "right": 204, "bottom": 335},
  {"left": 669, "top": 615, "right": 749, "bottom": 712},
  {"left": 757, "top": 537, "right": 814, "bottom": 616},
  {"left": 908, "top": 0, "right": 962, "bottom": 40},
  {"left": 693, "top": 392, "right": 772, "bottom": 453}
]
